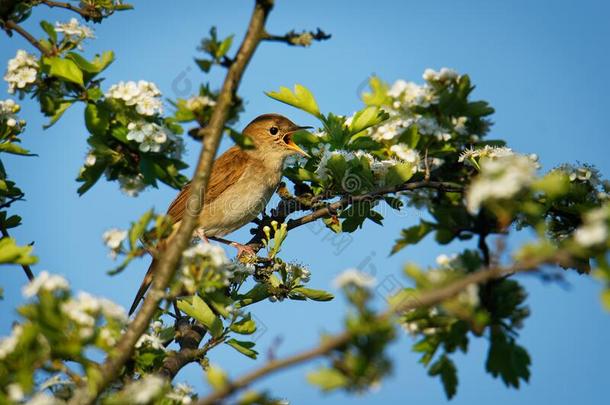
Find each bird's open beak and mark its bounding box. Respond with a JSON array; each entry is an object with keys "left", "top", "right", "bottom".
[{"left": 283, "top": 126, "right": 312, "bottom": 158}]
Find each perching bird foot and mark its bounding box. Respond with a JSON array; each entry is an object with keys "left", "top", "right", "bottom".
[{"left": 230, "top": 242, "right": 256, "bottom": 259}]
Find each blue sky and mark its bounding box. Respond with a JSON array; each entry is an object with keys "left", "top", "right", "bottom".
[{"left": 1, "top": 0, "right": 609, "bottom": 404}]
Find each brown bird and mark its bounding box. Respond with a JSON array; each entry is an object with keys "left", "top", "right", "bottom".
[{"left": 129, "top": 113, "right": 310, "bottom": 314}]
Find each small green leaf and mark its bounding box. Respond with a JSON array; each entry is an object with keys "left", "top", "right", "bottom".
[
  {"left": 307, "top": 368, "right": 348, "bottom": 391},
  {"left": 0, "top": 237, "right": 37, "bottom": 265},
  {"left": 45, "top": 57, "right": 84, "bottom": 86},
  {"left": 217, "top": 35, "right": 234, "bottom": 58},
  {"left": 362, "top": 76, "right": 390, "bottom": 106},
  {"left": 225, "top": 339, "right": 258, "bottom": 359},
  {"left": 429, "top": 354, "right": 458, "bottom": 399},
  {"left": 291, "top": 287, "right": 334, "bottom": 301},
  {"left": 206, "top": 365, "right": 228, "bottom": 390},
  {"left": 129, "top": 209, "right": 154, "bottom": 250},
  {"left": 43, "top": 101, "right": 73, "bottom": 129},
  {"left": 40, "top": 20, "right": 57, "bottom": 43},
  {"left": 385, "top": 163, "right": 414, "bottom": 187},
  {"left": 266, "top": 84, "right": 321, "bottom": 118},
  {"left": 230, "top": 313, "right": 257, "bottom": 334},
  {"left": 391, "top": 222, "right": 433, "bottom": 254},
  {"left": 84, "top": 103, "right": 110, "bottom": 136},
  {"left": 177, "top": 296, "right": 223, "bottom": 337},
  {"left": 348, "top": 106, "right": 388, "bottom": 135},
  {"left": 0, "top": 142, "right": 33, "bottom": 156}
]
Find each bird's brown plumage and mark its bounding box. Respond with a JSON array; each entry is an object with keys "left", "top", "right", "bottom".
[{"left": 128, "top": 114, "right": 309, "bottom": 315}]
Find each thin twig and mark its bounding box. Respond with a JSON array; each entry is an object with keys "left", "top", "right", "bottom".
[
  {"left": 70, "top": 1, "right": 276, "bottom": 403},
  {"left": 4, "top": 20, "right": 50, "bottom": 55},
  {"left": 247, "top": 180, "right": 462, "bottom": 250},
  {"left": 197, "top": 255, "right": 558, "bottom": 405},
  {"left": 39, "top": 0, "right": 101, "bottom": 20},
  {"left": 262, "top": 28, "right": 331, "bottom": 47}
]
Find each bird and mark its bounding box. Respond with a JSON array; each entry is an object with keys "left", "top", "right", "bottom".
[{"left": 128, "top": 113, "right": 311, "bottom": 315}]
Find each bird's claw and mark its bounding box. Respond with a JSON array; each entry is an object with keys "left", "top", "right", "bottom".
[{"left": 230, "top": 242, "right": 256, "bottom": 259}]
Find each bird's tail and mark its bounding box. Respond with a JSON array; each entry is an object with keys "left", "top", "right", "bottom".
[{"left": 129, "top": 259, "right": 156, "bottom": 315}]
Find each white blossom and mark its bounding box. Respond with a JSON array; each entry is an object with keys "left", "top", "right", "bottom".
[
  {"left": 106, "top": 80, "right": 163, "bottom": 116},
  {"left": 574, "top": 206, "right": 609, "bottom": 247},
  {"left": 435, "top": 253, "right": 457, "bottom": 267},
  {"left": 166, "top": 383, "right": 194, "bottom": 404},
  {"left": 390, "top": 144, "right": 421, "bottom": 172},
  {"left": 459, "top": 145, "right": 515, "bottom": 164},
  {"left": 452, "top": 116, "right": 468, "bottom": 135},
  {"left": 185, "top": 95, "right": 216, "bottom": 111},
  {"left": 135, "top": 333, "right": 165, "bottom": 351},
  {"left": 182, "top": 242, "right": 228, "bottom": 267},
  {"left": 25, "top": 392, "right": 63, "bottom": 405},
  {"left": 22, "top": 271, "right": 69, "bottom": 298},
  {"left": 333, "top": 268, "right": 376, "bottom": 289},
  {"left": 0, "top": 98, "right": 22, "bottom": 129},
  {"left": 423, "top": 67, "right": 459, "bottom": 83},
  {"left": 84, "top": 152, "right": 96, "bottom": 167},
  {"left": 55, "top": 18, "right": 94, "bottom": 40},
  {"left": 118, "top": 173, "right": 146, "bottom": 197},
  {"left": 7, "top": 383, "right": 24, "bottom": 401},
  {"left": 122, "top": 375, "right": 166, "bottom": 404},
  {"left": 102, "top": 228, "right": 127, "bottom": 249},
  {"left": 466, "top": 154, "right": 538, "bottom": 214},
  {"left": 4, "top": 50, "right": 38, "bottom": 93},
  {"left": 126, "top": 121, "right": 169, "bottom": 152},
  {"left": 0, "top": 325, "right": 23, "bottom": 360},
  {"left": 457, "top": 284, "right": 480, "bottom": 306}
]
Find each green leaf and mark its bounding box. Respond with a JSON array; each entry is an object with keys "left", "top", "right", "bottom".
[
  {"left": 43, "top": 101, "right": 73, "bottom": 129},
  {"left": 385, "top": 163, "right": 414, "bottom": 187},
  {"left": 348, "top": 106, "right": 388, "bottom": 135},
  {"left": 486, "top": 330, "right": 531, "bottom": 388},
  {"left": 206, "top": 365, "right": 228, "bottom": 390},
  {"left": 129, "top": 209, "right": 154, "bottom": 250},
  {"left": 362, "top": 76, "right": 390, "bottom": 106},
  {"left": 195, "top": 58, "right": 213, "bottom": 72},
  {"left": 225, "top": 339, "right": 258, "bottom": 359},
  {"left": 391, "top": 222, "right": 433, "bottom": 254},
  {"left": 66, "top": 52, "right": 115, "bottom": 75},
  {"left": 217, "top": 35, "right": 234, "bottom": 58},
  {"left": 290, "top": 287, "right": 334, "bottom": 301},
  {"left": 307, "top": 368, "right": 348, "bottom": 391},
  {"left": 398, "top": 125, "right": 421, "bottom": 148},
  {"left": 429, "top": 354, "right": 458, "bottom": 399},
  {"left": 0, "top": 142, "right": 33, "bottom": 156},
  {"left": 45, "top": 57, "right": 84, "bottom": 86},
  {"left": 40, "top": 20, "right": 57, "bottom": 43},
  {"left": 177, "top": 296, "right": 223, "bottom": 337},
  {"left": 84, "top": 103, "right": 110, "bottom": 136},
  {"left": 237, "top": 283, "right": 270, "bottom": 307},
  {"left": 266, "top": 84, "right": 321, "bottom": 118},
  {"left": 230, "top": 313, "right": 257, "bottom": 334},
  {"left": 0, "top": 237, "right": 37, "bottom": 265}
]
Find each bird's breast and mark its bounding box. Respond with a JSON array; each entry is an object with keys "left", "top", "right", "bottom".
[{"left": 199, "top": 167, "right": 282, "bottom": 237}]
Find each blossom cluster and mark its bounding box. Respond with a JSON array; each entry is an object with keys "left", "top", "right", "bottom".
[
  {"left": 367, "top": 68, "right": 471, "bottom": 144},
  {"left": 127, "top": 121, "right": 170, "bottom": 153},
  {"left": 0, "top": 98, "right": 22, "bottom": 129},
  {"left": 333, "top": 268, "right": 376, "bottom": 289},
  {"left": 4, "top": 50, "right": 39, "bottom": 94},
  {"left": 180, "top": 242, "right": 232, "bottom": 293},
  {"left": 466, "top": 154, "right": 539, "bottom": 214},
  {"left": 54, "top": 18, "right": 94, "bottom": 43},
  {"left": 61, "top": 291, "right": 127, "bottom": 339},
  {"left": 106, "top": 80, "right": 163, "bottom": 116},
  {"left": 574, "top": 205, "right": 609, "bottom": 247},
  {"left": 184, "top": 95, "right": 216, "bottom": 112}
]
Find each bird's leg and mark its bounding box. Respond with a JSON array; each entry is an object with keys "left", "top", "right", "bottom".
[
  {"left": 208, "top": 236, "right": 256, "bottom": 258},
  {"left": 194, "top": 228, "right": 209, "bottom": 243}
]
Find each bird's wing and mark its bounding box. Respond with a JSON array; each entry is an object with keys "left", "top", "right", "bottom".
[{"left": 166, "top": 146, "right": 250, "bottom": 224}]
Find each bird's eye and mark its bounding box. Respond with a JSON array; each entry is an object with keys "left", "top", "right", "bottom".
[{"left": 269, "top": 126, "right": 279, "bottom": 135}]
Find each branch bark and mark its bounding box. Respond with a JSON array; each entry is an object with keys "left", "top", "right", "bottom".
[
  {"left": 71, "top": 1, "right": 275, "bottom": 403},
  {"left": 39, "top": 0, "right": 102, "bottom": 20},
  {"left": 4, "top": 20, "right": 50, "bottom": 56},
  {"left": 196, "top": 255, "right": 554, "bottom": 405}
]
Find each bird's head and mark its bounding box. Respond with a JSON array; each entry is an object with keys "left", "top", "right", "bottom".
[{"left": 242, "top": 113, "right": 311, "bottom": 158}]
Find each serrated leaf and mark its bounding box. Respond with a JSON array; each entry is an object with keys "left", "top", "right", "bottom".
[
  {"left": 177, "top": 296, "right": 223, "bottom": 337},
  {"left": 348, "top": 106, "right": 388, "bottom": 135},
  {"left": 291, "top": 287, "right": 334, "bottom": 301},
  {"left": 0, "top": 237, "right": 37, "bottom": 265},
  {"left": 429, "top": 354, "right": 458, "bottom": 399},
  {"left": 266, "top": 84, "right": 321, "bottom": 118},
  {"left": 362, "top": 76, "right": 390, "bottom": 106},
  {"left": 43, "top": 101, "right": 73, "bottom": 129},
  {"left": 226, "top": 339, "right": 258, "bottom": 359},
  {"left": 85, "top": 103, "right": 110, "bottom": 136},
  {"left": 45, "top": 57, "right": 84, "bottom": 86},
  {"left": 230, "top": 313, "right": 257, "bottom": 334},
  {"left": 206, "top": 365, "right": 228, "bottom": 390},
  {"left": 392, "top": 222, "right": 433, "bottom": 254},
  {"left": 307, "top": 368, "right": 348, "bottom": 391}
]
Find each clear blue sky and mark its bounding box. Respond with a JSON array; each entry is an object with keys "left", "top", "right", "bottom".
[{"left": 1, "top": 0, "right": 609, "bottom": 404}]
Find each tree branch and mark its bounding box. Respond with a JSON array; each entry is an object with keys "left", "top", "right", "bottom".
[
  {"left": 197, "top": 254, "right": 559, "bottom": 405},
  {"left": 247, "top": 180, "right": 463, "bottom": 250},
  {"left": 3, "top": 20, "right": 50, "bottom": 55},
  {"left": 38, "top": 0, "right": 103, "bottom": 20},
  {"left": 71, "top": 1, "right": 275, "bottom": 403}
]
